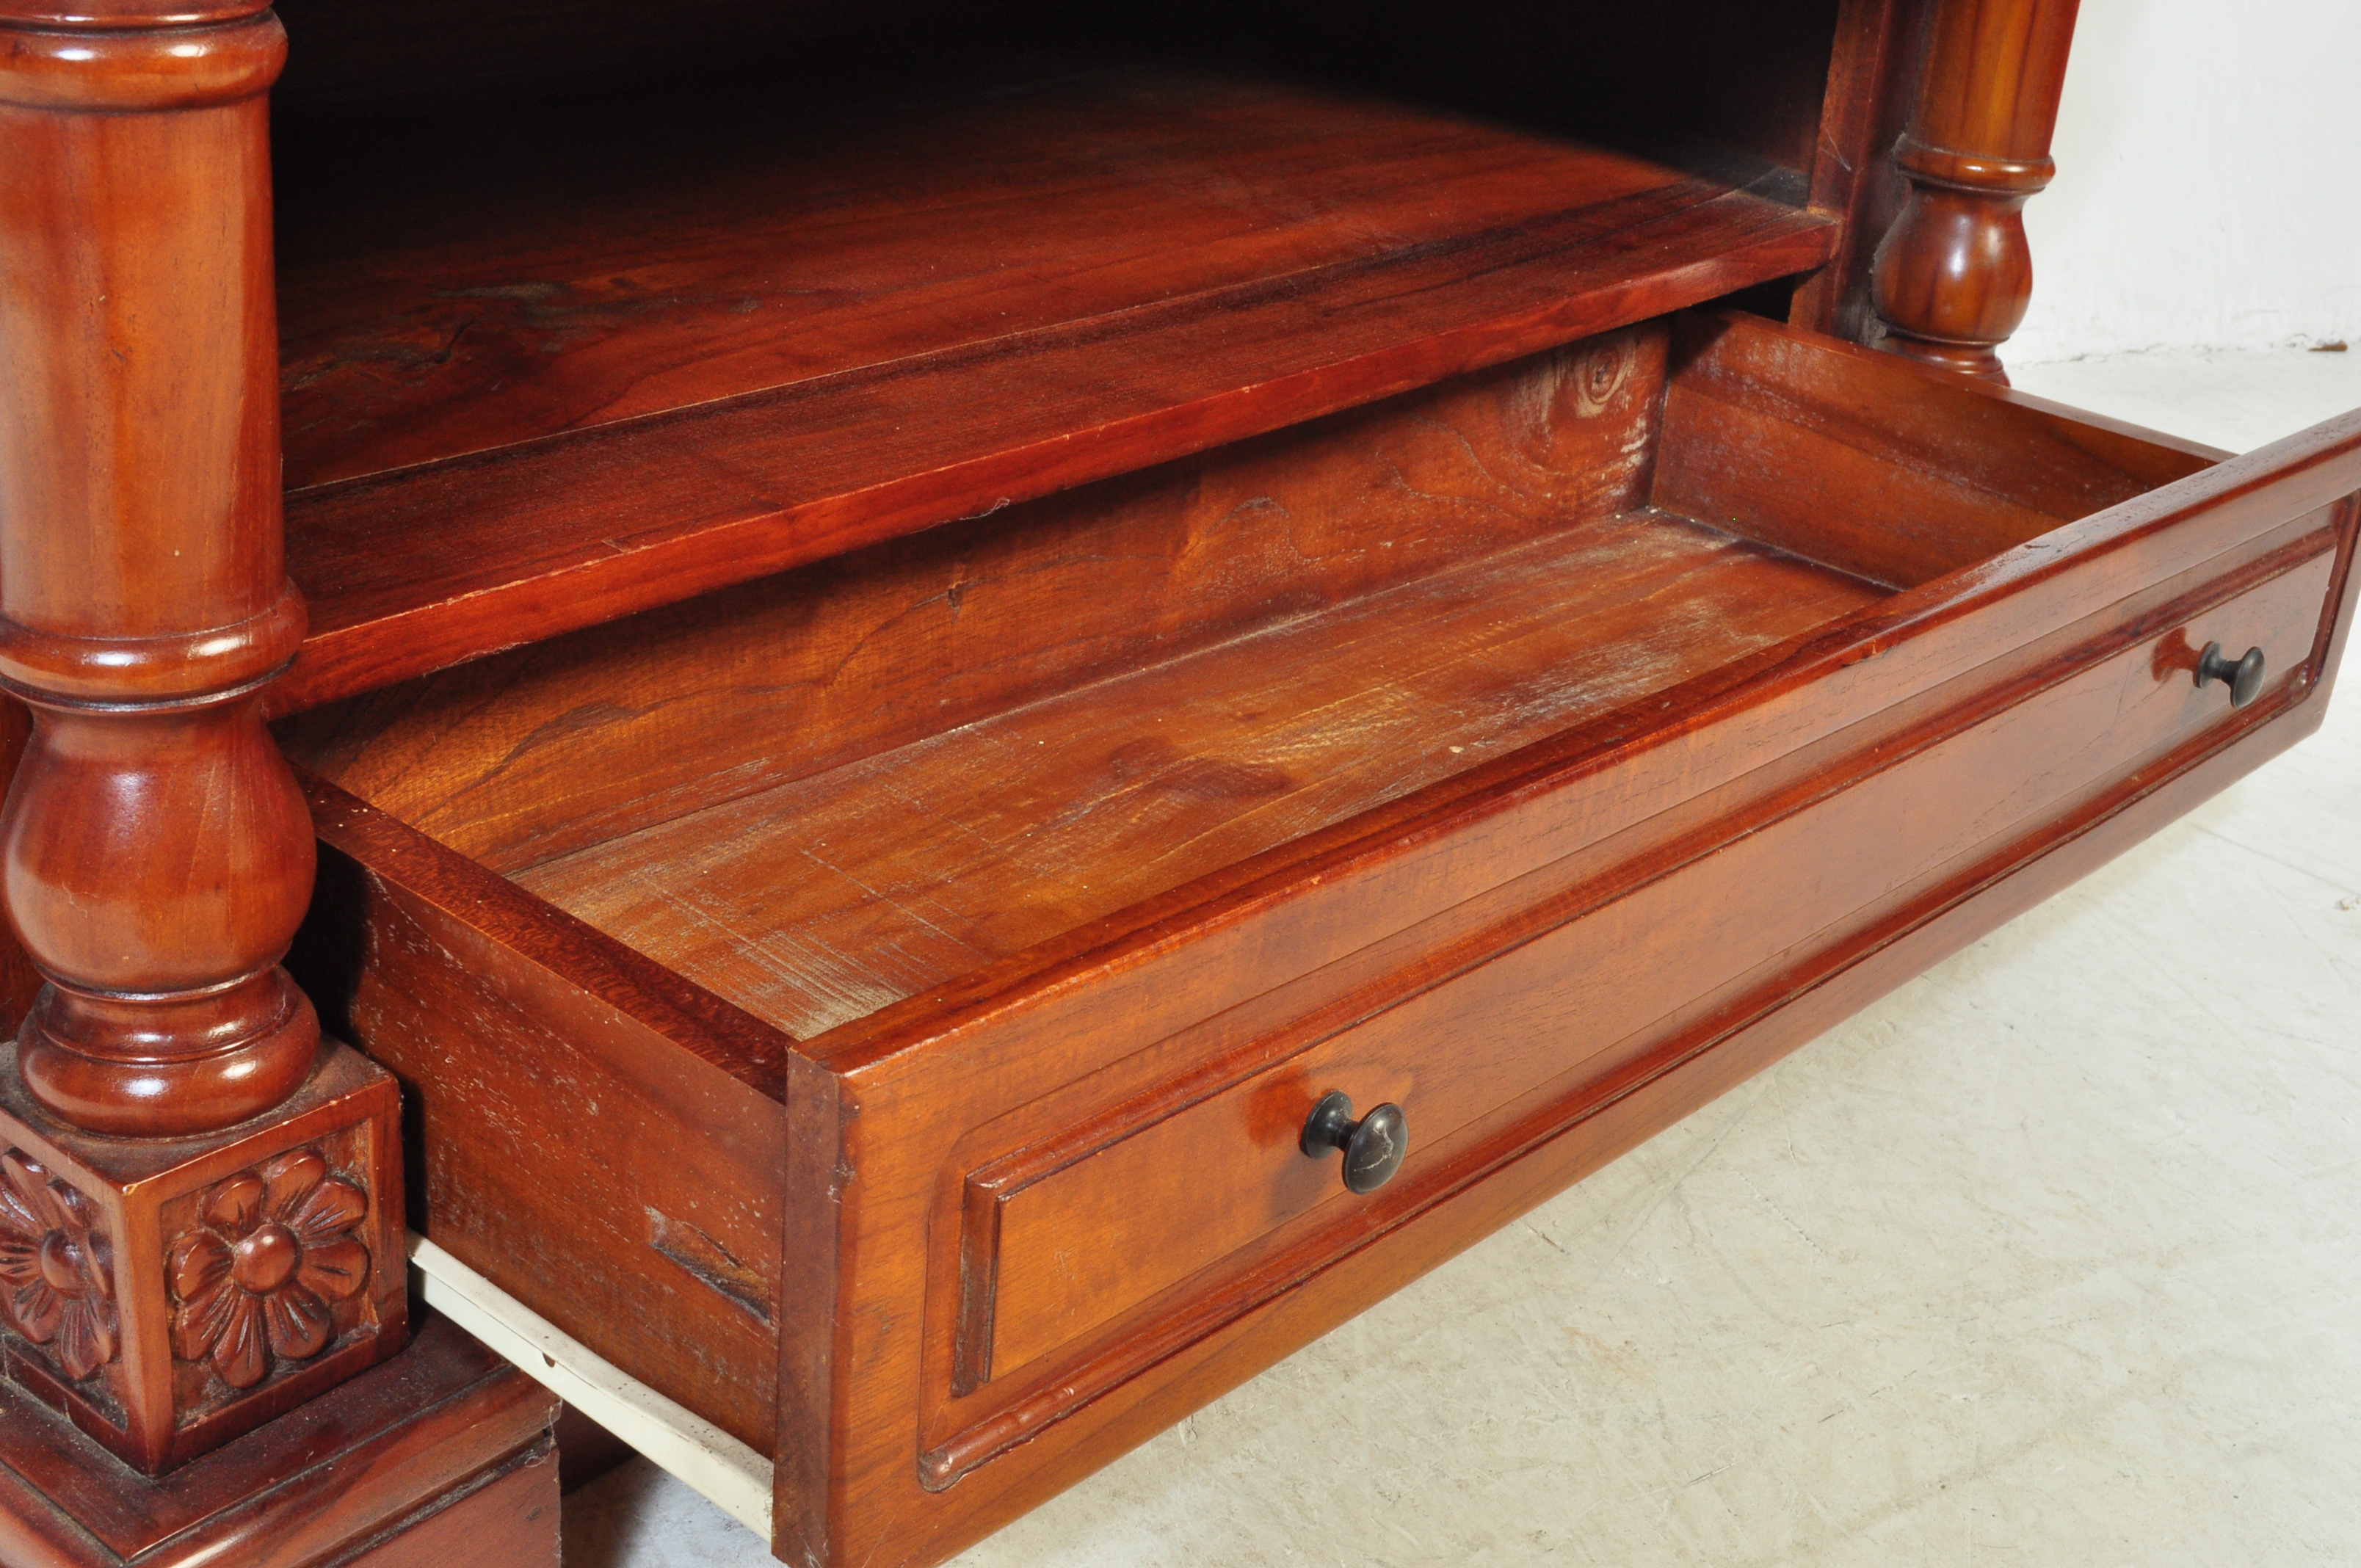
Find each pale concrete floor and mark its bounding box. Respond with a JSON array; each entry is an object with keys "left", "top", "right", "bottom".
[{"left": 567, "top": 348, "right": 2361, "bottom": 1567}]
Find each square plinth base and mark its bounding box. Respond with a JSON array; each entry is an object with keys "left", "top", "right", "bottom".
[{"left": 0, "top": 1042, "right": 407, "bottom": 1472}]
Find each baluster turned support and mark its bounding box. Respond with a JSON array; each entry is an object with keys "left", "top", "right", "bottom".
[
  {"left": 0, "top": 2, "right": 315, "bottom": 1136},
  {"left": 0, "top": 0, "right": 405, "bottom": 1475},
  {"left": 1871, "top": 0, "right": 2081, "bottom": 382}
]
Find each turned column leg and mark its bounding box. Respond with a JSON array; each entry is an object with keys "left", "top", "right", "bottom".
[
  {"left": 0, "top": 1, "right": 405, "bottom": 1473},
  {"left": 0, "top": 4, "right": 314, "bottom": 1136},
  {"left": 1871, "top": 0, "right": 2081, "bottom": 382}
]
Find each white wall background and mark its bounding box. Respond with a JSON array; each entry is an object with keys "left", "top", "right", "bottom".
[{"left": 2007, "top": 0, "right": 2361, "bottom": 364}]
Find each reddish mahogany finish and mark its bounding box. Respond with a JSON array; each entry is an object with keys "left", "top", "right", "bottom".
[
  {"left": 0, "top": 0, "right": 413, "bottom": 1489},
  {"left": 286, "top": 312, "right": 2361, "bottom": 1566},
  {"left": 5, "top": 1, "right": 2349, "bottom": 1563},
  {"left": 0, "top": 0, "right": 317, "bottom": 1137},
  {"left": 1871, "top": 0, "right": 2083, "bottom": 380},
  {"left": 0, "top": 1314, "right": 559, "bottom": 1568},
  {"left": 264, "top": 65, "right": 1836, "bottom": 712},
  {"left": 0, "top": 1041, "right": 410, "bottom": 1472}
]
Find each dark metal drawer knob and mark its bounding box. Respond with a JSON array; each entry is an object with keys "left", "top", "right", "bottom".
[
  {"left": 1300, "top": 1091, "right": 1407, "bottom": 1194},
  {"left": 2196, "top": 641, "right": 2267, "bottom": 708}
]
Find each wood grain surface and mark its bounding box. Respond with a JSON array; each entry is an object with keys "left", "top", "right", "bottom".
[
  {"left": 0, "top": 1315, "right": 557, "bottom": 1568},
  {"left": 337, "top": 1446, "right": 560, "bottom": 1568},
  {"left": 769, "top": 378, "right": 2359, "bottom": 1567},
  {"left": 882, "top": 678, "right": 2345, "bottom": 1568},
  {"left": 0, "top": 0, "right": 321, "bottom": 1140},
  {"left": 294, "top": 788, "right": 791, "bottom": 1454},
  {"left": 0, "top": 1042, "right": 411, "bottom": 1473},
  {"left": 824, "top": 501, "right": 2356, "bottom": 1564},
  {"left": 1869, "top": 0, "right": 2083, "bottom": 380},
  {"left": 956, "top": 543, "right": 2335, "bottom": 1405},
  {"left": 1788, "top": 0, "right": 1933, "bottom": 342},
  {"left": 12, "top": 0, "right": 2343, "bottom": 1560},
  {"left": 267, "top": 61, "right": 1835, "bottom": 710},
  {"left": 515, "top": 513, "right": 1882, "bottom": 1039},
  {"left": 1658, "top": 312, "right": 2219, "bottom": 587},
  {"left": 278, "top": 327, "right": 1683, "bottom": 871},
  {"left": 286, "top": 304, "right": 2361, "bottom": 1568}
]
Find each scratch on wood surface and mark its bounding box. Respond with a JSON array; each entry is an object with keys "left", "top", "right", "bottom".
[{"left": 647, "top": 1207, "right": 774, "bottom": 1324}]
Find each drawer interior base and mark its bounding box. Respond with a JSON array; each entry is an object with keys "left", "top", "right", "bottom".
[{"left": 513, "top": 509, "right": 1882, "bottom": 1037}]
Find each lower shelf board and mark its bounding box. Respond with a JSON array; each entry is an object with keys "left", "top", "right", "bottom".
[
  {"left": 0, "top": 1313, "right": 559, "bottom": 1568},
  {"left": 405, "top": 1234, "right": 774, "bottom": 1538},
  {"left": 268, "top": 57, "right": 1836, "bottom": 710}
]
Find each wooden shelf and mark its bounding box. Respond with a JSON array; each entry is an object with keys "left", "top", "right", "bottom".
[{"left": 272, "top": 58, "right": 1836, "bottom": 712}]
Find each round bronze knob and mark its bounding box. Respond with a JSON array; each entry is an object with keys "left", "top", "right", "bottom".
[
  {"left": 2196, "top": 641, "right": 2267, "bottom": 708},
  {"left": 1300, "top": 1091, "right": 1407, "bottom": 1194}
]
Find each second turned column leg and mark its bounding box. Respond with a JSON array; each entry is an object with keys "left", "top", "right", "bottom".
[{"left": 1871, "top": 0, "right": 2082, "bottom": 382}]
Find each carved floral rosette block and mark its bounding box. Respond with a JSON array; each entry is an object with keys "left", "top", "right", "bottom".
[{"left": 0, "top": 1041, "right": 405, "bottom": 1473}]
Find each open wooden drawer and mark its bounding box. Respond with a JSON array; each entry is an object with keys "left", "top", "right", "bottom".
[{"left": 280, "top": 311, "right": 2361, "bottom": 1568}]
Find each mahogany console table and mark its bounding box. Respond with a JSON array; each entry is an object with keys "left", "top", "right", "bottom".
[{"left": 2, "top": 1, "right": 2354, "bottom": 1563}]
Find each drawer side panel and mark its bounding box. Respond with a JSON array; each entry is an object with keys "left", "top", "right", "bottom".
[{"left": 295, "top": 794, "right": 790, "bottom": 1456}]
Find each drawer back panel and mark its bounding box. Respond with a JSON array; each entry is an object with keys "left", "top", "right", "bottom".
[{"left": 280, "top": 326, "right": 1671, "bottom": 873}]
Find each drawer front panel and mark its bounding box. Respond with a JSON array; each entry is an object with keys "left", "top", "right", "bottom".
[{"left": 957, "top": 542, "right": 2336, "bottom": 1395}]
